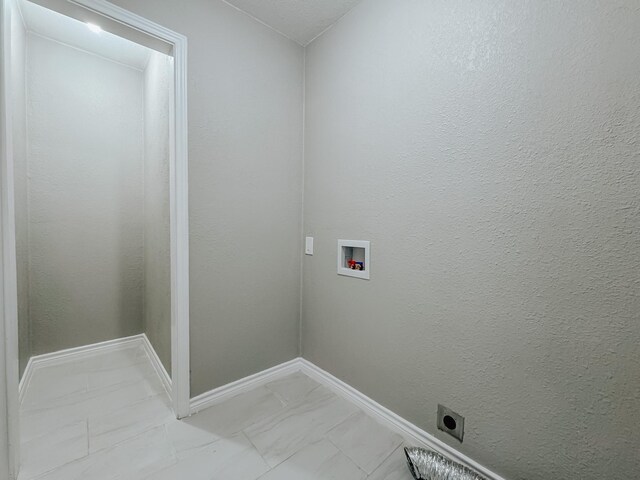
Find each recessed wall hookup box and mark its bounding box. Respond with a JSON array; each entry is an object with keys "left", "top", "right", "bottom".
[{"left": 337, "top": 240, "right": 370, "bottom": 280}]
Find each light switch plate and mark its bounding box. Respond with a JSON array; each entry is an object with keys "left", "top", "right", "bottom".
[{"left": 305, "top": 237, "right": 314, "bottom": 255}]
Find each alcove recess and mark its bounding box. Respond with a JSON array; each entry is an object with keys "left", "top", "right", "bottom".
[{"left": 337, "top": 240, "right": 370, "bottom": 280}]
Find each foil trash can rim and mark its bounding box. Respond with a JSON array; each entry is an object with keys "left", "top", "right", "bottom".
[{"left": 404, "top": 446, "right": 488, "bottom": 480}]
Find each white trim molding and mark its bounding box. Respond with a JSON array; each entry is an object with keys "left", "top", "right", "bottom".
[
  {"left": 19, "top": 334, "right": 172, "bottom": 401},
  {"left": 3, "top": 13, "right": 190, "bottom": 475},
  {"left": 141, "top": 334, "right": 172, "bottom": 397},
  {"left": 189, "top": 358, "right": 301, "bottom": 415},
  {"left": 18, "top": 335, "right": 142, "bottom": 404},
  {"left": 68, "top": 0, "right": 191, "bottom": 422},
  {"left": 2, "top": 1, "right": 23, "bottom": 477},
  {"left": 298, "top": 359, "right": 507, "bottom": 480},
  {"left": 17, "top": 357, "right": 34, "bottom": 405},
  {"left": 189, "top": 357, "right": 507, "bottom": 480}
]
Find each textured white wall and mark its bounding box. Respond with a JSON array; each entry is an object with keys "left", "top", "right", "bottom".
[
  {"left": 223, "top": 0, "right": 363, "bottom": 45},
  {"left": 302, "top": 1, "right": 640, "bottom": 479},
  {"left": 143, "top": 51, "right": 172, "bottom": 375},
  {"left": 109, "top": 0, "right": 304, "bottom": 396},
  {"left": 26, "top": 34, "right": 145, "bottom": 355}
]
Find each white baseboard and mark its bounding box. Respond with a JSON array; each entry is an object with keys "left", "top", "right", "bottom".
[
  {"left": 20, "top": 344, "right": 505, "bottom": 480},
  {"left": 190, "top": 357, "right": 506, "bottom": 480},
  {"left": 189, "top": 358, "right": 301, "bottom": 414},
  {"left": 298, "top": 359, "right": 506, "bottom": 480},
  {"left": 18, "top": 357, "right": 36, "bottom": 405},
  {"left": 141, "top": 333, "right": 172, "bottom": 396},
  {"left": 18, "top": 334, "right": 172, "bottom": 403},
  {"left": 19, "top": 335, "right": 144, "bottom": 404}
]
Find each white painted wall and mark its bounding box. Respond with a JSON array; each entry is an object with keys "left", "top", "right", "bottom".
[
  {"left": 302, "top": 1, "right": 640, "bottom": 479},
  {"left": 25, "top": 34, "right": 146, "bottom": 355},
  {"left": 5, "top": 0, "right": 305, "bottom": 473},
  {"left": 223, "top": 0, "right": 363, "bottom": 46},
  {"left": 109, "top": 0, "right": 304, "bottom": 396},
  {"left": 4, "top": 1, "right": 637, "bottom": 479},
  {"left": 143, "top": 51, "right": 172, "bottom": 375}
]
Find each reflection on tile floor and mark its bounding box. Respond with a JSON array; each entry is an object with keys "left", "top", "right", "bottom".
[{"left": 19, "top": 345, "right": 414, "bottom": 479}]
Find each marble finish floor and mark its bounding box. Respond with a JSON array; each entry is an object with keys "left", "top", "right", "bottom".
[{"left": 19, "top": 344, "right": 415, "bottom": 479}]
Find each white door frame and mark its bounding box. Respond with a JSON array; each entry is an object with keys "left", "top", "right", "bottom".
[
  {"left": 1, "top": 3, "right": 21, "bottom": 478},
  {"left": 1, "top": 0, "right": 190, "bottom": 476}
]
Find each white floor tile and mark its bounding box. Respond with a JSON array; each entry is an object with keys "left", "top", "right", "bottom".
[
  {"left": 189, "top": 386, "right": 286, "bottom": 438},
  {"left": 32, "top": 426, "right": 175, "bottom": 480},
  {"left": 265, "top": 371, "right": 322, "bottom": 405},
  {"left": 20, "top": 348, "right": 412, "bottom": 479},
  {"left": 80, "top": 345, "right": 148, "bottom": 373},
  {"left": 367, "top": 446, "right": 413, "bottom": 480},
  {"left": 327, "top": 411, "right": 403, "bottom": 474},
  {"left": 88, "top": 394, "right": 173, "bottom": 453},
  {"left": 86, "top": 360, "right": 159, "bottom": 392},
  {"left": 165, "top": 413, "right": 227, "bottom": 459},
  {"left": 21, "top": 370, "right": 87, "bottom": 410},
  {"left": 147, "top": 433, "right": 270, "bottom": 480},
  {"left": 257, "top": 439, "right": 367, "bottom": 480},
  {"left": 21, "top": 379, "right": 163, "bottom": 443},
  {"left": 20, "top": 420, "right": 88, "bottom": 480},
  {"left": 245, "top": 385, "right": 358, "bottom": 467}
]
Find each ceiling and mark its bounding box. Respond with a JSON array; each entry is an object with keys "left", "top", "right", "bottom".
[
  {"left": 223, "top": 0, "right": 363, "bottom": 46},
  {"left": 18, "top": 0, "right": 152, "bottom": 70}
]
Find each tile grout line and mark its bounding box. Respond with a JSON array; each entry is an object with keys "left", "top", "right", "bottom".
[
  {"left": 239, "top": 431, "right": 272, "bottom": 476},
  {"left": 20, "top": 356, "right": 491, "bottom": 479},
  {"left": 324, "top": 436, "right": 369, "bottom": 476},
  {"left": 21, "top": 421, "right": 91, "bottom": 480},
  {"left": 326, "top": 410, "right": 405, "bottom": 475},
  {"left": 20, "top": 344, "right": 173, "bottom": 478},
  {"left": 85, "top": 419, "right": 90, "bottom": 460},
  {"left": 369, "top": 444, "right": 406, "bottom": 479}
]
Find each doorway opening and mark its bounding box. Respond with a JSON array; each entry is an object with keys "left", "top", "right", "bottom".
[{"left": 1, "top": 0, "right": 189, "bottom": 477}]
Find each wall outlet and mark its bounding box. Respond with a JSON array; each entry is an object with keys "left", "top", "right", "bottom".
[{"left": 437, "top": 404, "right": 464, "bottom": 442}]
